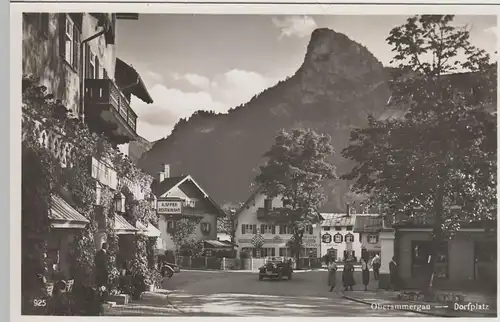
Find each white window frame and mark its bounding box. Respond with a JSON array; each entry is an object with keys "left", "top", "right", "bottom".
[
  {"left": 241, "top": 224, "right": 254, "bottom": 235},
  {"left": 262, "top": 224, "right": 274, "bottom": 234},
  {"left": 367, "top": 234, "right": 379, "bottom": 244},
  {"left": 64, "top": 16, "right": 75, "bottom": 67},
  {"left": 89, "top": 50, "right": 96, "bottom": 79}
]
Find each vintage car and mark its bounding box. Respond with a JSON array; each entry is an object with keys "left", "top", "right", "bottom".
[
  {"left": 161, "top": 262, "right": 181, "bottom": 278},
  {"left": 258, "top": 258, "right": 293, "bottom": 281}
]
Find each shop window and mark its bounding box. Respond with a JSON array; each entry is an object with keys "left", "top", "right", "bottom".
[{"left": 411, "top": 241, "right": 449, "bottom": 279}]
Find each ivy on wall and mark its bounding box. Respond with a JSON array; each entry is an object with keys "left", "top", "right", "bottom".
[{"left": 21, "top": 76, "right": 157, "bottom": 313}]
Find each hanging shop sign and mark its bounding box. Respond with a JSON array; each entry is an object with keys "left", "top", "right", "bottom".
[
  {"left": 322, "top": 233, "right": 332, "bottom": 243},
  {"left": 333, "top": 233, "right": 343, "bottom": 244}
]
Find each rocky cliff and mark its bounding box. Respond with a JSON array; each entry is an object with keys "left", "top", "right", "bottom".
[{"left": 138, "top": 28, "right": 392, "bottom": 212}]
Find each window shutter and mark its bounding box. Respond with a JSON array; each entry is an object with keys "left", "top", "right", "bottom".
[
  {"left": 272, "top": 225, "right": 276, "bottom": 234},
  {"left": 103, "top": 69, "right": 108, "bottom": 79},
  {"left": 58, "top": 14, "right": 66, "bottom": 58},
  {"left": 95, "top": 57, "right": 100, "bottom": 79},
  {"left": 241, "top": 225, "right": 245, "bottom": 234},
  {"left": 309, "top": 225, "right": 313, "bottom": 235},
  {"left": 260, "top": 224, "right": 265, "bottom": 234},
  {"left": 73, "top": 26, "right": 79, "bottom": 70},
  {"left": 252, "top": 224, "right": 256, "bottom": 234},
  {"left": 84, "top": 44, "right": 90, "bottom": 78}
]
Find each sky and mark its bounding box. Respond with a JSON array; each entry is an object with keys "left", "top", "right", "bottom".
[{"left": 115, "top": 15, "right": 497, "bottom": 142}]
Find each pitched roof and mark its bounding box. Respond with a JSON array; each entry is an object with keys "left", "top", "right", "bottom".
[
  {"left": 353, "top": 214, "right": 383, "bottom": 233},
  {"left": 115, "top": 57, "right": 154, "bottom": 104},
  {"left": 50, "top": 195, "right": 90, "bottom": 229},
  {"left": 153, "top": 175, "right": 226, "bottom": 217},
  {"left": 320, "top": 213, "right": 355, "bottom": 227},
  {"left": 152, "top": 175, "right": 188, "bottom": 196}
]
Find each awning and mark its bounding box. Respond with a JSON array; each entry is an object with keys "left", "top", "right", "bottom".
[
  {"left": 136, "top": 221, "right": 161, "bottom": 237},
  {"left": 204, "top": 240, "right": 233, "bottom": 248},
  {"left": 114, "top": 214, "right": 138, "bottom": 235},
  {"left": 49, "top": 195, "right": 90, "bottom": 229}
]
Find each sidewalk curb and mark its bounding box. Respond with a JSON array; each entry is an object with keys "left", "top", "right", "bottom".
[{"left": 165, "top": 291, "right": 187, "bottom": 314}]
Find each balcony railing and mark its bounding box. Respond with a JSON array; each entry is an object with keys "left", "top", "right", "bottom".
[
  {"left": 27, "top": 119, "right": 75, "bottom": 168},
  {"left": 84, "top": 79, "right": 138, "bottom": 132}
]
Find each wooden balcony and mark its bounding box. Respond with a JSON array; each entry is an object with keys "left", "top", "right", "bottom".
[{"left": 84, "top": 79, "right": 138, "bottom": 144}]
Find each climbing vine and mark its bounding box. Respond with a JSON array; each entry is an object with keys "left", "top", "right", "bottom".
[{"left": 21, "top": 76, "right": 156, "bottom": 314}]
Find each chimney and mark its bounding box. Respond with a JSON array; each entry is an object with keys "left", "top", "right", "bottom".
[
  {"left": 158, "top": 172, "right": 165, "bottom": 183},
  {"left": 346, "top": 203, "right": 351, "bottom": 217},
  {"left": 163, "top": 164, "right": 171, "bottom": 179}
]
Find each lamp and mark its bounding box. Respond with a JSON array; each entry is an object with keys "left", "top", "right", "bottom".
[
  {"left": 114, "top": 192, "right": 125, "bottom": 213},
  {"left": 149, "top": 193, "right": 157, "bottom": 210}
]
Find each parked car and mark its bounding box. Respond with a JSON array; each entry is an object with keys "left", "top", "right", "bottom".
[
  {"left": 258, "top": 258, "right": 293, "bottom": 281},
  {"left": 161, "top": 262, "right": 180, "bottom": 278}
]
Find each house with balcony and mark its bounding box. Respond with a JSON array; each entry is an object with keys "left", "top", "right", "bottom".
[
  {"left": 22, "top": 12, "right": 158, "bottom": 279},
  {"left": 152, "top": 164, "right": 227, "bottom": 255},
  {"left": 234, "top": 189, "right": 322, "bottom": 260}
]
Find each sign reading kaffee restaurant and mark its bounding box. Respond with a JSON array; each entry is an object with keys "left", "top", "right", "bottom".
[{"left": 157, "top": 200, "right": 182, "bottom": 214}]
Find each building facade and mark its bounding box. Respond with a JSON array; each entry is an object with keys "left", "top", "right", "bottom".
[
  {"left": 319, "top": 213, "right": 357, "bottom": 261},
  {"left": 153, "top": 164, "right": 226, "bottom": 253},
  {"left": 353, "top": 214, "right": 382, "bottom": 260},
  {"left": 22, "top": 12, "right": 158, "bottom": 278},
  {"left": 235, "top": 191, "right": 321, "bottom": 258},
  {"left": 377, "top": 211, "right": 496, "bottom": 291}
]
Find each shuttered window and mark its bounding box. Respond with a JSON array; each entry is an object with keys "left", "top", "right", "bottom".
[{"left": 59, "top": 14, "right": 80, "bottom": 71}]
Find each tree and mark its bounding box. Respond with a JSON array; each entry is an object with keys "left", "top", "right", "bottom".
[
  {"left": 171, "top": 216, "right": 201, "bottom": 252},
  {"left": 342, "top": 15, "right": 496, "bottom": 293},
  {"left": 255, "top": 128, "right": 337, "bottom": 267},
  {"left": 219, "top": 205, "right": 241, "bottom": 254}
]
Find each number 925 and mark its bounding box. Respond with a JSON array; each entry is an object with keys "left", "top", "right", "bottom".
[{"left": 33, "top": 299, "right": 47, "bottom": 307}]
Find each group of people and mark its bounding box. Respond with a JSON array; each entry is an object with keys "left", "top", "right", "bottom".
[{"left": 326, "top": 253, "right": 400, "bottom": 292}]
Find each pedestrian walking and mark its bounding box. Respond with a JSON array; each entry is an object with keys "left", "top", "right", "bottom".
[
  {"left": 327, "top": 256, "right": 337, "bottom": 292},
  {"left": 342, "top": 257, "right": 355, "bottom": 291},
  {"left": 361, "top": 255, "right": 370, "bottom": 291},
  {"left": 371, "top": 254, "right": 381, "bottom": 280},
  {"left": 95, "top": 242, "right": 109, "bottom": 288},
  {"left": 389, "top": 256, "right": 400, "bottom": 291}
]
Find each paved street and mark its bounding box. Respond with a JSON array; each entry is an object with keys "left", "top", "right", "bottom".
[{"left": 106, "top": 270, "right": 424, "bottom": 316}]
